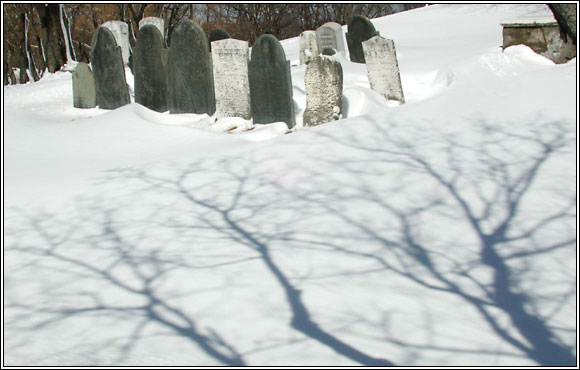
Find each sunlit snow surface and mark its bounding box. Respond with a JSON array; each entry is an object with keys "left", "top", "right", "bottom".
[{"left": 3, "top": 4, "right": 577, "bottom": 366}]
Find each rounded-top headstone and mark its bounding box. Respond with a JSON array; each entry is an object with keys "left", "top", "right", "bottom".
[
  {"left": 322, "top": 47, "right": 337, "bottom": 56},
  {"left": 209, "top": 29, "right": 231, "bottom": 45},
  {"left": 139, "top": 17, "right": 165, "bottom": 38},
  {"left": 251, "top": 34, "right": 287, "bottom": 65},
  {"left": 101, "top": 20, "right": 130, "bottom": 64},
  {"left": 316, "top": 21, "right": 346, "bottom": 53},
  {"left": 134, "top": 24, "right": 167, "bottom": 112},
  {"left": 346, "top": 15, "right": 379, "bottom": 63}
]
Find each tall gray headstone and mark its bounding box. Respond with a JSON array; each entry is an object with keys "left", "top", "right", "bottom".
[
  {"left": 101, "top": 20, "right": 131, "bottom": 64},
  {"left": 167, "top": 19, "right": 216, "bottom": 115},
  {"left": 316, "top": 22, "right": 346, "bottom": 54},
  {"left": 248, "top": 34, "right": 295, "bottom": 128},
  {"left": 303, "top": 56, "right": 343, "bottom": 127},
  {"left": 72, "top": 62, "right": 96, "bottom": 108},
  {"left": 211, "top": 39, "right": 251, "bottom": 119},
  {"left": 134, "top": 25, "right": 167, "bottom": 112},
  {"left": 299, "top": 31, "right": 319, "bottom": 65},
  {"left": 91, "top": 26, "right": 130, "bottom": 110},
  {"left": 362, "top": 35, "right": 405, "bottom": 104},
  {"left": 139, "top": 17, "right": 165, "bottom": 39},
  {"left": 346, "top": 15, "right": 380, "bottom": 63}
]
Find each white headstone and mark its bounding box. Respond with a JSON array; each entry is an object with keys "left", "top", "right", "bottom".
[
  {"left": 211, "top": 39, "right": 251, "bottom": 119},
  {"left": 303, "top": 56, "right": 343, "bottom": 127},
  {"left": 139, "top": 17, "right": 165, "bottom": 39},
  {"left": 316, "top": 22, "right": 346, "bottom": 54},
  {"left": 299, "top": 31, "right": 319, "bottom": 65},
  {"left": 362, "top": 36, "right": 405, "bottom": 104},
  {"left": 101, "top": 20, "right": 130, "bottom": 64}
]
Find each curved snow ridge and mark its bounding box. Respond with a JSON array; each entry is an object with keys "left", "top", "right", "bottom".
[{"left": 478, "top": 45, "right": 555, "bottom": 77}]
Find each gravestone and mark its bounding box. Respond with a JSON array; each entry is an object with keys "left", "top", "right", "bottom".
[
  {"left": 167, "top": 19, "right": 215, "bottom": 115},
  {"left": 209, "top": 29, "right": 231, "bottom": 50},
  {"left": 134, "top": 25, "right": 167, "bottom": 112},
  {"left": 303, "top": 56, "right": 343, "bottom": 127},
  {"left": 316, "top": 22, "right": 346, "bottom": 54},
  {"left": 322, "top": 47, "right": 337, "bottom": 56},
  {"left": 139, "top": 17, "right": 165, "bottom": 39},
  {"left": 248, "top": 34, "right": 295, "bottom": 128},
  {"left": 91, "top": 26, "right": 130, "bottom": 110},
  {"left": 72, "top": 62, "right": 96, "bottom": 108},
  {"left": 101, "top": 20, "right": 130, "bottom": 64},
  {"left": 211, "top": 39, "right": 251, "bottom": 119},
  {"left": 346, "top": 15, "right": 379, "bottom": 63},
  {"left": 299, "top": 31, "right": 319, "bottom": 65},
  {"left": 362, "top": 35, "right": 405, "bottom": 104}
]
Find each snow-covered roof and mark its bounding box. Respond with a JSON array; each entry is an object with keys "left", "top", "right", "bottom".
[{"left": 500, "top": 16, "right": 557, "bottom": 27}]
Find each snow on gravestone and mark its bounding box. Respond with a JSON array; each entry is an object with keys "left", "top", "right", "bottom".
[
  {"left": 139, "top": 17, "right": 165, "bottom": 39},
  {"left": 101, "top": 20, "right": 130, "bottom": 64},
  {"left": 72, "top": 62, "right": 96, "bottom": 109},
  {"left": 346, "top": 15, "right": 379, "bottom": 63},
  {"left": 248, "top": 34, "right": 295, "bottom": 128},
  {"left": 362, "top": 35, "right": 405, "bottom": 104},
  {"left": 134, "top": 25, "right": 167, "bottom": 112},
  {"left": 211, "top": 39, "right": 251, "bottom": 119},
  {"left": 167, "top": 19, "right": 215, "bottom": 115},
  {"left": 91, "top": 26, "right": 130, "bottom": 110},
  {"left": 303, "top": 56, "right": 343, "bottom": 127},
  {"left": 299, "top": 31, "right": 319, "bottom": 65},
  {"left": 316, "top": 22, "right": 346, "bottom": 54}
]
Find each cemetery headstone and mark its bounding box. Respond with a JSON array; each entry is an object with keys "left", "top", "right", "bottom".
[
  {"left": 299, "top": 31, "right": 319, "bottom": 65},
  {"left": 322, "top": 47, "right": 337, "bottom": 56},
  {"left": 139, "top": 17, "right": 165, "bottom": 40},
  {"left": 91, "top": 26, "right": 130, "bottom": 110},
  {"left": 211, "top": 39, "right": 251, "bottom": 119},
  {"left": 346, "top": 15, "right": 379, "bottom": 63},
  {"left": 362, "top": 35, "right": 405, "bottom": 104},
  {"left": 167, "top": 19, "right": 216, "bottom": 115},
  {"left": 209, "top": 29, "right": 231, "bottom": 50},
  {"left": 303, "top": 56, "right": 343, "bottom": 127},
  {"left": 316, "top": 22, "right": 346, "bottom": 54},
  {"left": 134, "top": 24, "right": 167, "bottom": 112},
  {"left": 72, "top": 62, "right": 96, "bottom": 108},
  {"left": 248, "top": 34, "right": 295, "bottom": 128},
  {"left": 101, "top": 20, "right": 131, "bottom": 64}
]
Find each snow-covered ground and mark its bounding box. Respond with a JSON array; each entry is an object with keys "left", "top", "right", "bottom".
[{"left": 3, "top": 4, "right": 577, "bottom": 366}]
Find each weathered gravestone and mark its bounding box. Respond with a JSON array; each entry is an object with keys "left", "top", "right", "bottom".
[
  {"left": 91, "top": 26, "right": 130, "bottom": 110},
  {"left": 209, "top": 29, "right": 231, "bottom": 50},
  {"left": 101, "top": 20, "right": 131, "bottom": 64},
  {"left": 211, "top": 39, "right": 251, "bottom": 119},
  {"left": 167, "top": 19, "right": 215, "bottom": 115},
  {"left": 139, "top": 17, "right": 165, "bottom": 39},
  {"left": 316, "top": 22, "right": 346, "bottom": 54},
  {"left": 322, "top": 47, "right": 337, "bottom": 56},
  {"left": 299, "top": 31, "right": 319, "bottom": 65},
  {"left": 72, "top": 62, "right": 96, "bottom": 109},
  {"left": 362, "top": 35, "right": 405, "bottom": 104},
  {"left": 303, "top": 56, "right": 343, "bottom": 127},
  {"left": 248, "top": 34, "right": 295, "bottom": 128},
  {"left": 134, "top": 25, "right": 167, "bottom": 112},
  {"left": 346, "top": 15, "right": 380, "bottom": 63}
]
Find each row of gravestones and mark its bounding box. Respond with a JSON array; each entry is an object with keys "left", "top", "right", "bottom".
[{"left": 72, "top": 15, "right": 404, "bottom": 129}]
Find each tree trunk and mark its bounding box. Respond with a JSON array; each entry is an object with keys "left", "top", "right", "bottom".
[
  {"left": 549, "top": 4, "right": 576, "bottom": 43},
  {"left": 34, "top": 4, "right": 67, "bottom": 72}
]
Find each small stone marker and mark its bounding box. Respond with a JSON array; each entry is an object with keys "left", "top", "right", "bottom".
[
  {"left": 322, "top": 47, "right": 337, "bottom": 56},
  {"left": 303, "top": 56, "right": 343, "bottom": 127},
  {"left": 299, "top": 31, "right": 319, "bottom": 65},
  {"left": 211, "top": 38, "right": 251, "bottom": 119},
  {"left": 139, "top": 17, "right": 165, "bottom": 39},
  {"left": 209, "top": 29, "right": 231, "bottom": 50},
  {"left": 72, "top": 62, "right": 96, "bottom": 108},
  {"left": 101, "top": 20, "right": 131, "bottom": 64},
  {"left": 167, "top": 19, "right": 216, "bottom": 115},
  {"left": 346, "top": 15, "right": 380, "bottom": 63},
  {"left": 362, "top": 35, "right": 405, "bottom": 104},
  {"left": 248, "top": 34, "right": 295, "bottom": 128},
  {"left": 316, "top": 22, "right": 346, "bottom": 54},
  {"left": 134, "top": 24, "right": 167, "bottom": 112},
  {"left": 91, "top": 26, "right": 130, "bottom": 110}
]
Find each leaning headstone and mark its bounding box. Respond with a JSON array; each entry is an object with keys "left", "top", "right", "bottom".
[
  {"left": 139, "top": 17, "right": 165, "bottom": 39},
  {"left": 299, "top": 31, "right": 319, "bottom": 65},
  {"left": 209, "top": 29, "right": 231, "bottom": 50},
  {"left": 316, "top": 22, "right": 346, "bottom": 54},
  {"left": 167, "top": 19, "right": 215, "bottom": 115},
  {"left": 303, "top": 56, "right": 343, "bottom": 127},
  {"left": 346, "top": 15, "right": 380, "bottom": 63},
  {"left": 72, "top": 62, "right": 96, "bottom": 108},
  {"left": 248, "top": 34, "right": 295, "bottom": 128},
  {"left": 362, "top": 35, "right": 405, "bottom": 104},
  {"left": 101, "top": 20, "right": 131, "bottom": 64},
  {"left": 91, "top": 26, "right": 130, "bottom": 110},
  {"left": 134, "top": 25, "right": 167, "bottom": 112},
  {"left": 211, "top": 39, "right": 251, "bottom": 119}
]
